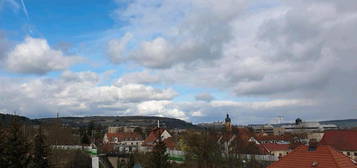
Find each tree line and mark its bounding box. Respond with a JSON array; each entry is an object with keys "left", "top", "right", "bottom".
[{"left": 0, "top": 118, "right": 49, "bottom": 168}]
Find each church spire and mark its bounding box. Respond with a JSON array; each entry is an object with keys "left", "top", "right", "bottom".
[{"left": 224, "top": 113, "right": 232, "bottom": 132}]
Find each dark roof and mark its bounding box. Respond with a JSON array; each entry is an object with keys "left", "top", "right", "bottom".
[
  {"left": 106, "top": 132, "right": 142, "bottom": 142},
  {"left": 225, "top": 114, "right": 231, "bottom": 123},
  {"left": 255, "top": 135, "right": 292, "bottom": 142},
  {"left": 267, "top": 145, "right": 357, "bottom": 168},
  {"left": 320, "top": 130, "right": 357, "bottom": 151}
]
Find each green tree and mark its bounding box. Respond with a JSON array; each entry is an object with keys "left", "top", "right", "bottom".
[
  {"left": 31, "top": 126, "right": 50, "bottom": 168},
  {"left": 66, "top": 150, "right": 91, "bottom": 168},
  {"left": 1, "top": 118, "right": 32, "bottom": 168},
  {"left": 147, "top": 138, "right": 171, "bottom": 168},
  {"left": 81, "top": 131, "right": 91, "bottom": 145},
  {"left": 183, "top": 130, "right": 223, "bottom": 168},
  {"left": 134, "top": 127, "right": 145, "bottom": 138}
]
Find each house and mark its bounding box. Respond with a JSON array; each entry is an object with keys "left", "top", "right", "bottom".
[
  {"left": 107, "top": 126, "right": 138, "bottom": 133},
  {"left": 320, "top": 130, "right": 357, "bottom": 160},
  {"left": 255, "top": 135, "right": 292, "bottom": 144},
  {"left": 259, "top": 143, "right": 291, "bottom": 158},
  {"left": 141, "top": 127, "right": 175, "bottom": 152},
  {"left": 267, "top": 145, "right": 357, "bottom": 168},
  {"left": 103, "top": 132, "right": 143, "bottom": 153}
]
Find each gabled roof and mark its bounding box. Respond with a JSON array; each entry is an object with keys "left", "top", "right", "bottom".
[
  {"left": 320, "top": 130, "right": 357, "bottom": 151},
  {"left": 267, "top": 145, "right": 357, "bottom": 168},
  {"left": 259, "top": 143, "right": 290, "bottom": 152},
  {"left": 106, "top": 132, "right": 142, "bottom": 142},
  {"left": 142, "top": 128, "right": 175, "bottom": 149},
  {"left": 143, "top": 128, "right": 166, "bottom": 144}
]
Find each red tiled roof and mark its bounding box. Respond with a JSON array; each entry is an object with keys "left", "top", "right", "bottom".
[
  {"left": 143, "top": 128, "right": 166, "bottom": 144},
  {"left": 142, "top": 128, "right": 175, "bottom": 149},
  {"left": 106, "top": 132, "right": 142, "bottom": 142},
  {"left": 260, "top": 143, "right": 290, "bottom": 152},
  {"left": 102, "top": 144, "right": 115, "bottom": 153},
  {"left": 267, "top": 145, "right": 357, "bottom": 168},
  {"left": 320, "top": 130, "right": 357, "bottom": 151},
  {"left": 163, "top": 137, "right": 176, "bottom": 150}
]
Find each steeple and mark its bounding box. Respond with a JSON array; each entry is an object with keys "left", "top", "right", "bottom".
[
  {"left": 225, "top": 114, "right": 231, "bottom": 123},
  {"left": 224, "top": 113, "right": 232, "bottom": 132}
]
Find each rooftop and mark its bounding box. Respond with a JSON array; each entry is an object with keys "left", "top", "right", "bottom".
[
  {"left": 267, "top": 145, "right": 357, "bottom": 168},
  {"left": 320, "top": 130, "right": 357, "bottom": 151}
]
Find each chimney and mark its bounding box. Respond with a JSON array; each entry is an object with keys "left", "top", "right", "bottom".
[{"left": 308, "top": 139, "right": 318, "bottom": 151}]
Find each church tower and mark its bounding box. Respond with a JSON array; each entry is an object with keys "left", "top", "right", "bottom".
[{"left": 224, "top": 113, "right": 232, "bottom": 132}]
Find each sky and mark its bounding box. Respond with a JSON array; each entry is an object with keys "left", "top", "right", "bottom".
[{"left": 0, "top": 0, "right": 356, "bottom": 125}]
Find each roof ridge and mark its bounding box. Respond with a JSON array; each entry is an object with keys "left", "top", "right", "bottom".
[
  {"left": 325, "top": 145, "right": 342, "bottom": 168},
  {"left": 324, "top": 145, "right": 356, "bottom": 168}
]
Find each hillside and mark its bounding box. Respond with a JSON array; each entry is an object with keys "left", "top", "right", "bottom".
[
  {"left": 35, "top": 116, "right": 198, "bottom": 129},
  {"left": 320, "top": 119, "right": 357, "bottom": 128},
  {"left": 0, "top": 113, "right": 37, "bottom": 126}
]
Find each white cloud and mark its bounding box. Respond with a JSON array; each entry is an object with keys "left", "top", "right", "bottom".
[
  {"left": 211, "top": 99, "right": 315, "bottom": 110},
  {"left": 5, "top": 37, "right": 81, "bottom": 74},
  {"left": 137, "top": 100, "right": 187, "bottom": 120},
  {"left": 0, "top": 71, "right": 179, "bottom": 118},
  {"left": 107, "top": 33, "right": 132, "bottom": 63}
]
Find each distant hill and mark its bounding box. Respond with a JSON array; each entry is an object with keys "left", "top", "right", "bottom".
[
  {"left": 35, "top": 116, "right": 199, "bottom": 129},
  {"left": 1, "top": 113, "right": 199, "bottom": 129},
  {"left": 320, "top": 119, "right": 357, "bottom": 128},
  {"left": 0, "top": 113, "right": 38, "bottom": 126}
]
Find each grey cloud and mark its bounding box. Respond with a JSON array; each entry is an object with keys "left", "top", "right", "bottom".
[
  {"left": 109, "top": 0, "right": 248, "bottom": 68},
  {"left": 115, "top": 71, "right": 160, "bottom": 85},
  {"left": 0, "top": 33, "right": 11, "bottom": 61},
  {"left": 104, "top": 0, "right": 357, "bottom": 122},
  {"left": 195, "top": 93, "right": 214, "bottom": 102}
]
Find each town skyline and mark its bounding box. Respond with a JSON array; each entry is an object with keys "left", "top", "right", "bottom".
[{"left": 1, "top": 0, "right": 357, "bottom": 125}]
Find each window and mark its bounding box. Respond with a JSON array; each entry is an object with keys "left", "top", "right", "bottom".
[
  {"left": 347, "top": 152, "right": 351, "bottom": 156},
  {"left": 354, "top": 152, "right": 357, "bottom": 156}
]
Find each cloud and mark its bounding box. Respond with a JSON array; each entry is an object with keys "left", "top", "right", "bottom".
[
  {"left": 115, "top": 70, "right": 160, "bottom": 85},
  {"left": 107, "top": 33, "right": 132, "bottom": 63},
  {"left": 102, "top": 0, "right": 357, "bottom": 122},
  {"left": 0, "top": 0, "right": 20, "bottom": 10},
  {"left": 0, "top": 32, "right": 10, "bottom": 61},
  {"left": 0, "top": 71, "right": 179, "bottom": 118},
  {"left": 5, "top": 37, "right": 81, "bottom": 74},
  {"left": 109, "top": 0, "right": 248, "bottom": 68},
  {"left": 136, "top": 100, "right": 187, "bottom": 120},
  {"left": 195, "top": 93, "right": 214, "bottom": 102}
]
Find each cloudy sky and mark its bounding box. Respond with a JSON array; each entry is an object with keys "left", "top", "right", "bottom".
[{"left": 0, "top": 0, "right": 356, "bottom": 124}]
